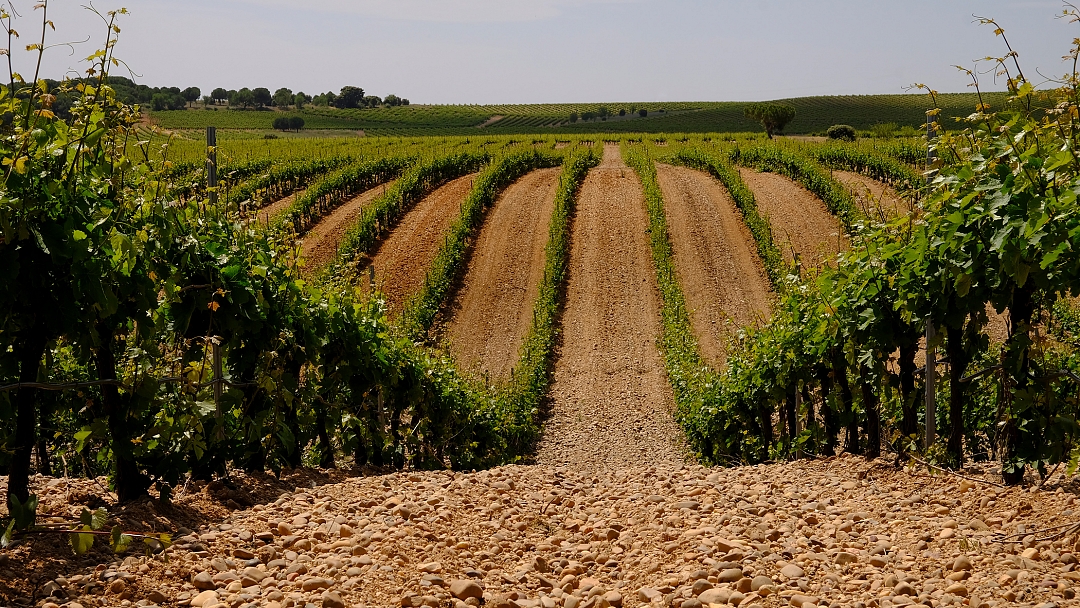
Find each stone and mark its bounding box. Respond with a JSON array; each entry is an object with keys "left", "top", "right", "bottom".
[
  {"left": 944, "top": 583, "right": 968, "bottom": 597},
  {"left": 893, "top": 582, "right": 915, "bottom": 596},
  {"left": 301, "top": 578, "right": 331, "bottom": 591},
  {"left": 108, "top": 579, "right": 126, "bottom": 594},
  {"left": 233, "top": 548, "right": 256, "bottom": 560},
  {"left": 952, "top": 556, "right": 973, "bottom": 571},
  {"left": 834, "top": 552, "right": 858, "bottom": 565},
  {"left": 322, "top": 591, "right": 346, "bottom": 608},
  {"left": 691, "top": 579, "right": 713, "bottom": 595},
  {"left": 750, "top": 576, "right": 773, "bottom": 592},
  {"left": 727, "top": 592, "right": 746, "bottom": 606},
  {"left": 420, "top": 562, "right": 443, "bottom": 573},
  {"left": 1022, "top": 547, "right": 1041, "bottom": 560},
  {"left": 698, "top": 588, "right": 730, "bottom": 605},
  {"left": 789, "top": 595, "right": 819, "bottom": 608},
  {"left": 147, "top": 590, "right": 168, "bottom": 604},
  {"left": 192, "top": 572, "right": 216, "bottom": 590},
  {"left": 603, "top": 591, "right": 622, "bottom": 607},
  {"left": 189, "top": 590, "right": 219, "bottom": 608},
  {"left": 718, "top": 568, "right": 743, "bottom": 582},
  {"left": 637, "top": 587, "right": 662, "bottom": 603},
  {"left": 450, "top": 580, "right": 484, "bottom": 600},
  {"left": 780, "top": 564, "right": 804, "bottom": 579},
  {"left": 242, "top": 567, "right": 267, "bottom": 583},
  {"left": 339, "top": 524, "right": 354, "bottom": 538},
  {"left": 276, "top": 522, "right": 293, "bottom": 536},
  {"left": 680, "top": 600, "right": 702, "bottom": 608}
]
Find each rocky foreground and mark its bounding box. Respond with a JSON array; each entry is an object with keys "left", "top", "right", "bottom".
[{"left": 3, "top": 455, "right": 1079, "bottom": 608}]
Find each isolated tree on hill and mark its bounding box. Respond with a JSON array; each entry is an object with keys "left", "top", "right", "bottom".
[
  {"left": 384, "top": 94, "right": 403, "bottom": 106},
  {"left": 181, "top": 86, "right": 201, "bottom": 108},
  {"left": 289, "top": 116, "right": 305, "bottom": 131},
  {"left": 743, "top": 102, "right": 797, "bottom": 139},
  {"left": 363, "top": 95, "right": 382, "bottom": 108},
  {"left": 334, "top": 86, "right": 365, "bottom": 109},
  {"left": 211, "top": 87, "right": 228, "bottom": 104},
  {"left": 253, "top": 87, "right": 273, "bottom": 108},
  {"left": 273, "top": 87, "right": 294, "bottom": 107}
]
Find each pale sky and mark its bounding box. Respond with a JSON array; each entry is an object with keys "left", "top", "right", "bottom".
[{"left": 9, "top": 0, "right": 1074, "bottom": 103}]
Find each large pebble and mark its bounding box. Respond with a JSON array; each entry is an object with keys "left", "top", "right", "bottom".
[{"left": 450, "top": 580, "right": 483, "bottom": 600}]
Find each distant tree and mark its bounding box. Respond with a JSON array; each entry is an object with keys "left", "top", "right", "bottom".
[
  {"left": 181, "top": 86, "right": 201, "bottom": 108},
  {"left": 362, "top": 95, "right": 382, "bottom": 108},
  {"left": 150, "top": 91, "right": 184, "bottom": 111},
  {"left": 743, "top": 102, "right": 797, "bottom": 139},
  {"left": 232, "top": 88, "right": 255, "bottom": 108},
  {"left": 401, "top": 98, "right": 410, "bottom": 106},
  {"left": 272, "top": 116, "right": 290, "bottom": 131},
  {"left": 569, "top": 112, "right": 579, "bottom": 123},
  {"left": 618, "top": 108, "right": 626, "bottom": 117},
  {"left": 288, "top": 116, "right": 305, "bottom": 132},
  {"left": 253, "top": 87, "right": 273, "bottom": 108},
  {"left": 384, "top": 94, "right": 403, "bottom": 107},
  {"left": 334, "top": 86, "right": 365, "bottom": 109},
  {"left": 638, "top": 109, "right": 648, "bottom": 117},
  {"left": 826, "top": 124, "right": 857, "bottom": 142},
  {"left": 294, "top": 92, "right": 311, "bottom": 108},
  {"left": 272, "top": 87, "right": 294, "bottom": 107},
  {"left": 597, "top": 106, "right": 610, "bottom": 119},
  {"left": 211, "top": 87, "right": 228, "bottom": 104},
  {"left": 582, "top": 110, "right": 596, "bottom": 121},
  {"left": 201, "top": 95, "right": 213, "bottom": 107}
]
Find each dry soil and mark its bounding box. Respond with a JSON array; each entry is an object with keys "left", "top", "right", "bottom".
[
  {"left": 443, "top": 168, "right": 561, "bottom": 381},
  {"left": 365, "top": 174, "right": 478, "bottom": 314},
  {"left": 655, "top": 165, "right": 773, "bottom": 367},
  {"left": 535, "top": 145, "right": 687, "bottom": 470},
  {"left": 301, "top": 182, "right": 398, "bottom": 274},
  {"left": 738, "top": 169, "right": 848, "bottom": 269}
]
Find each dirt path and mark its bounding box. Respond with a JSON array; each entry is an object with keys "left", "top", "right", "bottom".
[
  {"left": 656, "top": 164, "right": 773, "bottom": 366},
  {"left": 299, "top": 182, "right": 397, "bottom": 274},
  {"left": 536, "top": 145, "right": 686, "bottom": 469},
  {"left": 833, "top": 170, "right": 910, "bottom": 218},
  {"left": 366, "top": 174, "right": 478, "bottom": 314},
  {"left": 739, "top": 167, "right": 849, "bottom": 268},
  {"left": 255, "top": 191, "right": 302, "bottom": 225},
  {"left": 443, "top": 168, "right": 561, "bottom": 380}
]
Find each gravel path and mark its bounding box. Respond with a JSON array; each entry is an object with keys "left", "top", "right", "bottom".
[
  {"left": 365, "top": 174, "right": 478, "bottom": 315},
  {"left": 656, "top": 164, "right": 773, "bottom": 367},
  {"left": 738, "top": 168, "right": 848, "bottom": 269},
  {"left": 536, "top": 145, "right": 687, "bottom": 470},
  {"left": 301, "top": 182, "right": 397, "bottom": 274},
  {"left": 7, "top": 455, "right": 1078, "bottom": 608},
  {"left": 443, "top": 168, "right": 561, "bottom": 380}
]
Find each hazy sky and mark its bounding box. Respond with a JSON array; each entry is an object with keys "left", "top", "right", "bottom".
[{"left": 10, "top": 0, "right": 1076, "bottom": 103}]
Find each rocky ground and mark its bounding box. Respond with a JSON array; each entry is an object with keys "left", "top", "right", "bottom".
[{"left": 2, "top": 455, "right": 1079, "bottom": 608}]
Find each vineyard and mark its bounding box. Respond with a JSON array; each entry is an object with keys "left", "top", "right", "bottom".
[
  {"left": 4, "top": 5, "right": 1080, "bottom": 608},
  {"left": 145, "top": 92, "right": 1038, "bottom": 138}
]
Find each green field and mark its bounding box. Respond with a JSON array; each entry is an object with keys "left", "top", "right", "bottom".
[{"left": 149, "top": 92, "right": 1023, "bottom": 137}]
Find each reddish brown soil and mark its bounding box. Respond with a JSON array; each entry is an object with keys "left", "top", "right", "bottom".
[
  {"left": 443, "top": 168, "right": 561, "bottom": 380},
  {"left": 656, "top": 164, "right": 774, "bottom": 366},
  {"left": 255, "top": 190, "right": 302, "bottom": 226},
  {"left": 833, "top": 170, "right": 911, "bottom": 219},
  {"left": 739, "top": 168, "right": 849, "bottom": 268},
  {"left": 300, "top": 182, "right": 397, "bottom": 274},
  {"left": 536, "top": 145, "right": 687, "bottom": 468},
  {"left": 366, "top": 174, "right": 479, "bottom": 314}
]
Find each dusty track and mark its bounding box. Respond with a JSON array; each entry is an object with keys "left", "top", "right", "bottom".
[
  {"left": 833, "top": 170, "right": 910, "bottom": 218},
  {"left": 656, "top": 165, "right": 773, "bottom": 366},
  {"left": 739, "top": 168, "right": 848, "bottom": 268},
  {"left": 300, "top": 182, "right": 396, "bottom": 274},
  {"left": 443, "top": 168, "right": 561, "bottom": 380},
  {"left": 536, "top": 145, "right": 686, "bottom": 469},
  {"left": 367, "top": 174, "right": 478, "bottom": 314},
  {"left": 256, "top": 191, "right": 302, "bottom": 226}
]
